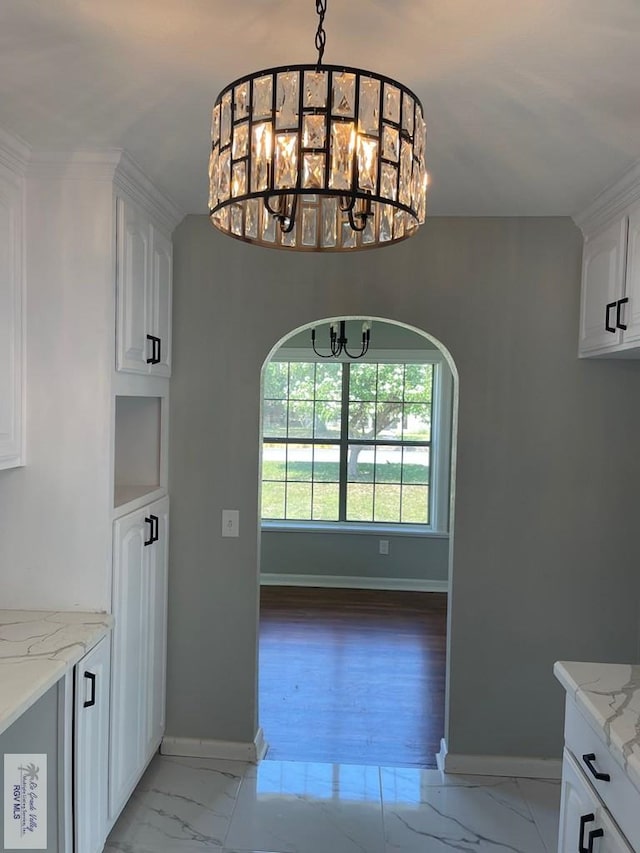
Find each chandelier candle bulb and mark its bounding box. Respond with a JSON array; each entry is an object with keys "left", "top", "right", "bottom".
[{"left": 208, "top": 0, "right": 427, "bottom": 251}]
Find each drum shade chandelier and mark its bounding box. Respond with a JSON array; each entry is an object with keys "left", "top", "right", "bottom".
[{"left": 208, "top": 0, "right": 428, "bottom": 252}]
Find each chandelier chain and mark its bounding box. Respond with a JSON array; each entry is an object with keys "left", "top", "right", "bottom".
[{"left": 314, "top": 0, "right": 327, "bottom": 69}]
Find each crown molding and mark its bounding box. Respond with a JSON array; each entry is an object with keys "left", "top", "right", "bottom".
[
  {"left": 114, "top": 151, "right": 184, "bottom": 234},
  {"left": 26, "top": 148, "right": 185, "bottom": 233},
  {"left": 573, "top": 159, "right": 640, "bottom": 236},
  {"left": 0, "top": 128, "right": 30, "bottom": 174}
]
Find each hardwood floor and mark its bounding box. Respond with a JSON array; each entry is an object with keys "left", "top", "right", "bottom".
[{"left": 259, "top": 586, "right": 447, "bottom": 768}]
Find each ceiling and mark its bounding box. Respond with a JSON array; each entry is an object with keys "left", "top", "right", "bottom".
[{"left": 0, "top": 0, "right": 638, "bottom": 218}]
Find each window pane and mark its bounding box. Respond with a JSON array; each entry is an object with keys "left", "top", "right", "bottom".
[
  {"left": 376, "top": 363, "right": 404, "bottom": 402},
  {"left": 288, "top": 401, "right": 314, "bottom": 438},
  {"left": 349, "top": 363, "right": 377, "bottom": 400},
  {"left": 314, "top": 400, "right": 341, "bottom": 438},
  {"left": 347, "top": 444, "right": 374, "bottom": 483},
  {"left": 286, "top": 444, "right": 313, "bottom": 481},
  {"left": 374, "top": 484, "right": 401, "bottom": 522},
  {"left": 262, "top": 481, "right": 285, "bottom": 518},
  {"left": 403, "top": 403, "right": 430, "bottom": 441},
  {"left": 263, "top": 399, "right": 287, "bottom": 437},
  {"left": 404, "top": 364, "right": 433, "bottom": 403},
  {"left": 347, "top": 482, "right": 373, "bottom": 521},
  {"left": 313, "top": 444, "right": 340, "bottom": 482},
  {"left": 288, "top": 362, "right": 316, "bottom": 399},
  {"left": 262, "top": 442, "right": 286, "bottom": 480},
  {"left": 376, "top": 403, "right": 402, "bottom": 440},
  {"left": 348, "top": 401, "right": 375, "bottom": 439},
  {"left": 264, "top": 361, "right": 289, "bottom": 399},
  {"left": 315, "top": 362, "right": 343, "bottom": 400},
  {"left": 312, "top": 483, "right": 339, "bottom": 520},
  {"left": 286, "top": 482, "right": 312, "bottom": 519},
  {"left": 403, "top": 446, "right": 429, "bottom": 485},
  {"left": 375, "top": 445, "right": 402, "bottom": 483},
  {"left": 401, "top": 485, "right": 429, "bottom": 523}
]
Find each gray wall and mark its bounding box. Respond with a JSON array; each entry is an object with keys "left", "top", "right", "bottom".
[
  {"left": 168, "top": 215, "right": 640, "bottom": 759},
  {"left": 261, "top": 529, "right": 449, "bottom": 584}
]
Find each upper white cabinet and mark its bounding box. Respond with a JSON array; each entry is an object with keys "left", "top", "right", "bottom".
[
  {"left": 0, "top": 155, "right": 24, "bottom": 469},
  {"left": 116, "top": 194, "right": 172, "bottom": 377},
  {"left": 576, "top": 161, "right": 640, "bottom": 357}
]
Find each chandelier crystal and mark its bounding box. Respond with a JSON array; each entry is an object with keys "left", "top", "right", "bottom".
[{"left": 208, "top": 0, "right": 428, "bottom": 251}]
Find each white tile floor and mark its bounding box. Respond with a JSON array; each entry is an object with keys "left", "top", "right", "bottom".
[{"left": 105, "top": 754, "right": 561, "bottom": 853}]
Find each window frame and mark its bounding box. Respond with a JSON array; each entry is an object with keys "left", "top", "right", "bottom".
[{"left": 260, "top": 347, "right": 452, "bottom": 535}]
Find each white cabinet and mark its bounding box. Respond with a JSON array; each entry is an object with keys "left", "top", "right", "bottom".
[
  {"left": 109, "top": 495, "right": 169, "bottom": 824},
  {"left": 0, "top": 162, "right": 23, "bottom": 469},
  {"left": 116, "top": 195, "right": 172, "bottom": 377},
  {"left": 559, "top": 749, "right": 632, "bottom": 853},
  {"left": 74, "top": 635, "right": 111, "bottom": 853},
  {"left": 577, "top": 161, "right": 640, "bottom": 358}
]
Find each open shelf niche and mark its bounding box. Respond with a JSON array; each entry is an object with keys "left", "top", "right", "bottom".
[{"left": 114, "top": 395, "right": 163, "bottom": 509}]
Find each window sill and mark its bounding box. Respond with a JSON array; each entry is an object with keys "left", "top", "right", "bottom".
[{"left": 260, "top": 520, "right": 449, "bottom": 538}]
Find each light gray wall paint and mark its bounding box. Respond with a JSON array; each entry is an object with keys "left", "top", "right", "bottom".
[
  {"left": 261, "top": 530, "right": 449, "bottom": 583},
  {"left": 168, "top": 215, "right": 640, "bottom": 758}
]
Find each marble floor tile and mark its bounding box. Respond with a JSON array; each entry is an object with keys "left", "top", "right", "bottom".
[
  {"left": 106, "top": 754, "right": 247, "bottom": 851},
  {"left": 381, "top": 767, "right": 546, "bottom": 852},
  {"left": 224, "top": 760, "right": 385, "bottom": 853},
  {"left": 516, "top": 778, "right": 561, "bottom": 852}
]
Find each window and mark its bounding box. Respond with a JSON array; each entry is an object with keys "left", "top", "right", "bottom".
[{"left": 261, "top": 349, "right": 451, "bottom": 530}]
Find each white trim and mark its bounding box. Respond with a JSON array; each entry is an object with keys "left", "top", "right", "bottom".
[
  {"left": 161, "top": 729, "right": 267, "bottom": 764},
  {"left": 260, "top": 573, "right": 448, "bottom": 593},
  {"left": 114, "top": 150, "right": 184, "bottom": 234},
  {"left": 262, "top": 520, "right": 448, "bottom": 538},
  {"left": 438, "top": 739, "right": 561, "bottom": 779},
  {"left": 573, "top": 159, "right": 640, "bottom": 236}
]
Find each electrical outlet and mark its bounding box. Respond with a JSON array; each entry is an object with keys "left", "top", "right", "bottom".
[
  {"left": 222, "top": 509, "right": 240, "bottom": 537},
  {"left": 379, "top": 539, "right": 389, "bottom": 555}
]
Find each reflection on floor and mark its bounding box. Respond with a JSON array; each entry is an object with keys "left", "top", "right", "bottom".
[
  {"left": 105, "top": 754, "right": 561, "bottom": 852},
  {"left": 260, "top": 587, "right": 447, "bottom": 766}
]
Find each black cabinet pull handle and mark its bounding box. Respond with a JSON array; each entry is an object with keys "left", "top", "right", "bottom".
[
  {"left": 151, "top": 514, "right": 159, "bottom": 543},
  {"left": 605, "top": 301, "right": 617, "bottom": 333},
  {"left": 146, "top": 334, "right": 161, "bottom": 364},
  {"left": 579, "top": 814, "right": 603, "bottom": 853},
  {"left": 83, "top": 671, "right": 96, "bottom": 708},
  {"left": 144, "top": 516, "right": 154, "bottom": 546},
  {"left": 156, "top": 337, "right": 162, "bottom": 365},
  {"left": 616, "top": 297, "right": 628, "bottom": 330},
  {"left": 582, "top": 753, "right": 610, "bottom": 782}
]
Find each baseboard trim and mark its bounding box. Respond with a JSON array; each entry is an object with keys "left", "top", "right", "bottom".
[
  {"left": 438, "top": 738, "right": 561, "bottom": 779},
  {"left": 161, "top": 728, "right": 267, "bottom": 764},
  {"left": 260, "top": 573, "right": 448, "bottom": 593}
]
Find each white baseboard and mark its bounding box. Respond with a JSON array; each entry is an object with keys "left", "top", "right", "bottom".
[
  {"left": 161, "top": 728, "right": 267, "bottom": 764},
  {"left": 438, "top": 738, "right": 561, "bottom": 780},
  {"left": 260, "top": 573, "right": 448, "bottom": 593}
]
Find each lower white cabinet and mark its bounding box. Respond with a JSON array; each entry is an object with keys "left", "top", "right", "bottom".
[
  {"left": 74, "top": 635, "right": 111, "bottom": 853},
  {"left": 559, "top": 749, "right": 632, "bottom": 853},
  {"left": 109, "top": 495, "right": 169, "bottom": 824}
]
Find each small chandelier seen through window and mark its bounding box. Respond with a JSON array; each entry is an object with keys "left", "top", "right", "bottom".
[{"left": 208, "top": 0, "right": 428, "bottom": 252}]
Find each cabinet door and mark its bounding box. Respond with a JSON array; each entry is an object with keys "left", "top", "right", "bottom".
[
  {"left": 75, "top": 635, "right": 111, "bottom": 853},
  {"left": 109, "top": 509, "right": 148, "bottom": 821},
  {"left": 0, "top": 168, "right": 23, "bottom": 469},
  {"left": 116, "top": 196, "right": 152, "bottom": 373},
  {"left": 559, "top": 749, "right": 632, "bottom": 853},
  {"left": 149, "top": 227, "right": 172, "bottom": 377},
  {"left": 144, "top": 497, "right": 169, "bottom": 758},
  {"left": 579, "top": 216, "right": 627, "bottom": 355},
  {"left": 620, "top": 202, "right": 640, "bottom": 344}
]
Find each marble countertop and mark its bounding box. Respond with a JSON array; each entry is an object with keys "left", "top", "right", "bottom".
[
  {"left": 0, "top": 610, "right": 113, "bottom": 736},
  {"left": 555, "top": 660, "right": 640, "bottom": 793}
]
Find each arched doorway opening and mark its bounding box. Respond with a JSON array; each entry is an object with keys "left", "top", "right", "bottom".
[{"left": 257, "top": 316, "right": 458, "bottom": 767}]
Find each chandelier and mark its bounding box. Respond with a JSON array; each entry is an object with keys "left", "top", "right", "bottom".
[
  {"left": 311, "top": 320, "right": 370, "bottom": 358},
  {"left": 208, "top": 0, "right": 427, "bottom": 251}
]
